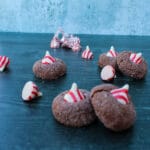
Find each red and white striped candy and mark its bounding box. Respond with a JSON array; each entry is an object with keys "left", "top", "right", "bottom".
[
  {"left": 22, "top": 81, "right": 42, "bottom": 101},
  {"left": 50, "top": 31, "right": 61, "bottom": 49},
  {"left": 101, "top": 65, "right": 115, "bottom": 81},
  {"left": 64, "top": 83, "right": 84, "bottom": 103},
  {"left": 82, "top": 46, "right": 93, "bottom": 59},
  {"left": 50, "top": 37, "right": 60, "bottom": 49},
  {"left": 70, "top": 37, "right": 81, "bottom": 51},
  {"left": 130, "top": 52, "right": 142, "bottom": 64},
  {"left": 72, "top": 45, "right": 81, "bottom": 52},
  {"left": 0, "top": 55, "right": 10, "bottom": 72},
  {"left": 106, "top": 46, "right": 117, "bottom": 57},
  {"left": 42, "top": 51, "right": 56, "bottom": 64},
  {"left": 110, "top": 84, "right": 129, "bottom": 105}
]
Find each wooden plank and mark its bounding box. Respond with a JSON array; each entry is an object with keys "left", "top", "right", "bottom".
[{"left": 0, "top": 33, "right": 150, "bottom": 149}]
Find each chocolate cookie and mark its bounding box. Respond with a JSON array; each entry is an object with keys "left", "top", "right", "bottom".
[
  {"left": 33, "top": 51, "right": 67, "bottom": 80},
  {"left": 117, "top": 51, "right": 147, "bottom": 79},
  {"left": 52, "top": 83, "right": 96, "bottom": 127},
  {"left": 98, "top": 46, "right": 118, "bottom": 69},
  {"left": 91, "top": 84, "right": 136, "bottom": 132}
]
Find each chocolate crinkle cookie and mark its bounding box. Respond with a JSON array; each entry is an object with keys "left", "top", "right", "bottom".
[
  {"left": 52, "top": 83, "right": 96, "bottom": 127},
  {"left": 98, "top": 46, "right": 118, "bottom": 69},
  {"left": 90, "top": 84, "right": 136, "bottom": 132},
  {"left": 33, "top": 51, "right": 67, "bottom": 80},
  {"left": 117, "top": 51, "right": 147, "bottom": 79}
]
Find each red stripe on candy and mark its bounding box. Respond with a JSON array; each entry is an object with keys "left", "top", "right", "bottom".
[
  {"left": 32, "top": 91, "right": 38, "bottom": 97},
  {"left": 135, "top": 57, "right": 142, "bottom": 64},
  {"left": 111, "top": 89, "right": 128, "bottom": 94},
  {"left": 33, "top": 85, "right": 38, "bottom": 91},
  {"left": 114, "top": 95, "right": 129, "bottom": 103},
  {"left": 131, "top": 53, "right": 136, "bottom": 62},
  {"left": 77, "top": 89, "right": 84, "bottom": 100},
  {"left": 68, "top": 91, "right": 77, "bottom": 102},
  {"left": 109, "top": 50, "right": 115, "bottom": 57},
  {"left": 45, "top": 55, "right": 56, "bottom": 62},
  {"left": 0, "top": 56, "right": 6, "bottom": 67}
]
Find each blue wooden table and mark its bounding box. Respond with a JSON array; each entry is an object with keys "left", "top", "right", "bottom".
[{"left": 0, "top": 33, "right": 150, "bottom": 150}]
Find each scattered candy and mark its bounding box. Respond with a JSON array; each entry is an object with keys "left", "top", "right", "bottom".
[
  {"left": 81, "top": 46, "right": 93, "bottom": 60},
  {"left": 110, "top": 84, "right": 129, "bottom": 104},
  {"left": 0, "top": 55, "right": 10, "bottom": 72},
  {"left": 64, "top": 83, "right": 84, "bottom": 103},
  {"left": 50, "top": 29, "right": 63, "bottom": 49},
  {"left": 22, "top": 81, "right": 42, "bottom": 101},
  {"left": 61, "top": 35, "right": 81, "bottom": 51},
  {"left": 106, "top": 46, "right": 117, "bottom": 57},
  {"left": 50, "top": 29, "right": 81, "bottom": 51},
  {"left": 42, "top": 51, "right": 56, "bottom": 64},
  {"left": 130, "top": 52, "right": 142, "bottom": 64},
  {"left": 101, "top": 65, "right": 115, "bottom": 81}
]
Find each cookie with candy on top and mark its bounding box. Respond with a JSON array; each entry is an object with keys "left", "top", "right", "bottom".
[
  {"left": 22, "top": 81, "right": 42, "bottom": 101},
  {"left": 81, "top": 45, "right": 93, "bottom": 60},
  {"left": 52, "top": 83, "right": 96, "bottom": 127},
  {"left": 90, "top": 84, "right": 136, "bottom": 132},
  {"left": 0, "top": 55, "right": 10, "bottom": 72},
  {"left": 98, "top": 46, "right": 118, "bottom": 69},
  {"left": 117, "top": 51, "right": 147, "bottom": 79},
  {"left": 33, "top": 51, "right": 67, "bottom": 80}
]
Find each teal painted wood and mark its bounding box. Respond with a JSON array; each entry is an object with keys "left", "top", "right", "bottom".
[{"left": 0, "top": 33, "right": 150, "bottom": 149}]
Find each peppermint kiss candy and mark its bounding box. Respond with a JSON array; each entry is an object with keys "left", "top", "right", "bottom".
[
  {"left": 82, "top": 45, "right": 93, "bottom": 59},
  {"left": 22, "top": 81, "right": 42, "bottom": 101},
  {"left": 106, "top": 46, "right": 117, "bottom": 57},
  {"left": 0, "top": 55, "right": 10, "bottom": 72},
  {"left": 61, "top": 34, "right": 81, "bottom": 51},
  {"left": 42, "top": 51, "right": 56, "bottom": 64},
  {"left": 130, "top": 52, "right": 142, "bottom": 64},
  {"left": 64, "top": 83, "right": 84, "bottom": 103},
  {"left": 70, "top": 37, "right": 81, "bottom": 52},
  {"left": 50, "top": 32, "right": 61, "bottom": 49},
  {"left": 110, "top": 84, "right": 129, "bottom": 105},
  {"left": 101, "top": 65, "right": 115, "bottom": 81},
  {"left": 72, "top": 43, "right": 81, "bottom": 52}
]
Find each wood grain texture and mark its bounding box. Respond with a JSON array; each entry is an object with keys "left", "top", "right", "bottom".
[{"left": 0, "top": 33, "right": 150, "bottom": 150}]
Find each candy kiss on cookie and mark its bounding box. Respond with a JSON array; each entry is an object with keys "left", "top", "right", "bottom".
[
  {"left": 130, "top": 52, "right": 142, "bottom": 64},
  {"left": 64, "top": 83, "right": 84, "bottom": 103},
  {"left": 106, "top": 46, "right": 117, "bottom": 57},
  {"left": 110, "top": 84, "right": 129, "bottom": 105},
  {"left": 42, "top": 51, "right": 56, "bottom": 64}
]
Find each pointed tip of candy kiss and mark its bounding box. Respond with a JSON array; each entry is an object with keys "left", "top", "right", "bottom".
[
  {"left": 38, "top": 92, "right": 43, "bottom": 96},
  {"left": 110, "top": 46, "right": 115, "bottom": 51},
  {"left": 71, "top": 82, "right": 77, "bottom": 91},
  {"left": 86, "top": 45, "right": 90, "bottom": 50},
  {"left": 122, "top": 84, "right": 129, "bottom": 90},
  {"left": 45, "top": 50, "right": 50, "bottom": 55},
  {"left": 137, "top": 52, "right": 142, "bottom": 57}
]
